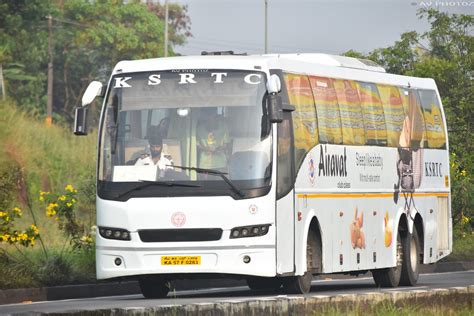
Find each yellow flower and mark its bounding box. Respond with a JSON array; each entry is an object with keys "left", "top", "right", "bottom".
[
  {"left": 59, "top": 195, "right": 66, "bottom": 201},
  {"left": 80, "top": 235, "right": 93, "bottom": 244},
  {"left": 30, "top": 239, "right": 35, "bottom": 246},
  {"left": 46, "top": 203, "right": 58, "bottom": 217},
  {"left": 460, "top": 170, "right": 467, "bottom": 177},
  {"left": 65, "top": 184, "right": 77, "bottom": 193},
  {"left": 12, "top": 207, "right": 22, "bottom": 216},
  {"left": 66, "top": 202, "right": 73, "bottom": 207},
  {"left": 0, "top": 234, "right": 9, "bottom": 242},
  {"left": 71, "top": 198, "right": 77, "bottom": 204},
  {"left": 461, "top": 215, "right": 470, "bottom": 225},
  {"left": 19, "top": 233, "right": 28, "bottom": 241},
  {"left": 31, "top": 224, "right": 39, "bottom": 235},
  {"left": 39, "top": 191, "right": 49, "bottom": 202},
  {"left": 0, "top": 211, "right": 6, "bottom": 217}
]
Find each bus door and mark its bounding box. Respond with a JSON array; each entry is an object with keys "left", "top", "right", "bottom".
[{"left": 275, "top": 113, "right": 295, "bottom": 274}]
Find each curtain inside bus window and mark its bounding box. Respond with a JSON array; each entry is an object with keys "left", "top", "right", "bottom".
[
  {"left": 399, "top": 89, "right": 426, "bottom": 149},
  {"left": 418, "top": 90, "right": 446, "bottom": 149},
  {"left": 283, "top": 73, "right": 318, "bottom": 169},
  {"left": 356, "top": 82, "right": 387, "bottom": 146},
  {"left": 309, "top": 76, "right": 342, "bottom": 144},
  {"left": 333, "top": 79, "right": 365, "bottom": 145},
  {"left": 378, "top": 85, "right": 405, "bottom": 147}
]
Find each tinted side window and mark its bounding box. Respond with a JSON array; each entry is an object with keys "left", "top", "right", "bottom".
[
  {"left": 378, "top": 84, "right": 405, "bottom": 147},
  {"left": 333, "top": 79, "right": 365, "bottom": 145},
  {"left": 418, "top": 90, "right": 446, "bottom": 149},
  {"left": 309, "top": 76, "right": 342, "bottom": 144},
  {"left": 283, "top": 73, "right": 318, "bottom": 169},
  {"left": 356, "top": 82, "right": 387, "bottom": 146},
  {"left": 277, "top": 114, "right": 294, "bottom": 199}
]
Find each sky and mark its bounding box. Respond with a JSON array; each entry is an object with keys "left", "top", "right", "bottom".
[{"left": 172, "top": 0, "right": 471, "bottom": 56}]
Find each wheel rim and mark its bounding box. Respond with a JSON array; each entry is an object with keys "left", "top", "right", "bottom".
[
  {"left": 410, "top": 237, "right": 417, "bottom": 272},
  {"left": 307, "top": 243, "right": 313, "bottom": 270},
  {"left": 396, "top": 235, "right": 403, "bottom": 268}
]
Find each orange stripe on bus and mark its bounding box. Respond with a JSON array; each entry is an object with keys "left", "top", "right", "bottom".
[{"left": 297, "top": 192, "right": 449, "bottom": 199}]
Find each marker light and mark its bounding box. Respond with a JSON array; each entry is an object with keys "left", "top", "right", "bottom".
[
  {"left": 177, "top": 108, "right": 189, "bottom": 117},
  {"left": 99, "top": 226, "right": 131, "bottom": 241},
  {"left": 230, "top": 224, "right": 271, "bottom": 239}
]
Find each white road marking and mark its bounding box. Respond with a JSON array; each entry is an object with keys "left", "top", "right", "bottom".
[{"left": 383, "top": 286, "right": 428, "bottom": 291}]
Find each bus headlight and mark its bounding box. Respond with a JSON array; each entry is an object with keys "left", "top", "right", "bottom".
[
  {"left": 230, "top": 224, "right": 270, "bottom": 239},
  {"left": 99, "top": 226, "right": 131, "bottom": 241}
]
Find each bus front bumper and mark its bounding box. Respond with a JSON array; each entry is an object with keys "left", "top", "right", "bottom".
[{"left": 96, "top": 244, "right": 276, "bottom": 280}]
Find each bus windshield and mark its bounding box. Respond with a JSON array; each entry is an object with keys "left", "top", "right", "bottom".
[{"left": 98, "top": 70, "right": 272, "bottom": 200}]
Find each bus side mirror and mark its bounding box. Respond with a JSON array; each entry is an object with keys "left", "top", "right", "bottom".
[
  {"left": 73, "top": 107, "right": 88, "bottom": 136},
  {"left": 82, "top": 81, "right": 103, "bottom": 107},
  {"left": 267, "top": 74, "right": 281, "bottom": 94},
  {"left": 268, "top": 94, "right": 283, "bottom": 123}
]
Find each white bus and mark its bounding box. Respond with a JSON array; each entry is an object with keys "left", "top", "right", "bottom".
[{"left": 75, "top": 53, "right": 451, "bottom": 298}]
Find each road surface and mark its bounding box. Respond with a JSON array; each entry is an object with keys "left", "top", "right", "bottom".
[{"left": 1, "top": 270, "right": 473, "bottom": 315}]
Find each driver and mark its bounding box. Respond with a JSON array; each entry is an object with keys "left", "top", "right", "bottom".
[{"left": 128, "top": 130, "right": 173, "bottom": 170}]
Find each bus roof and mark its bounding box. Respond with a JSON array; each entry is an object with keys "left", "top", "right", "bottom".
[{"left": 112, "top": 53, "right": 437, "bottom": 90}]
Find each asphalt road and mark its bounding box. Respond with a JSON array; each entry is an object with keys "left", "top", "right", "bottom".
[{"left": 1, "top": 271, "right": 473, "bottom": 315}]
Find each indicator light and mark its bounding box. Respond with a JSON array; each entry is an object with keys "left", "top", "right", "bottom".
[
  {"left": 230, "top": 224, "right": 270, "bottom": 239},
  {"left": 99, "top": 226, "right": 131, "bottom": 241}
]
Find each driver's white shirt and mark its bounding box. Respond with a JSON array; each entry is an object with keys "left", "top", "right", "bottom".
[{"left": 135, "top": 155, "right": 172, "bottom": 170}]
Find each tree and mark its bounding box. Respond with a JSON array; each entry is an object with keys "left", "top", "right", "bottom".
[
  {"left": 55, "top": 0, "right": 191, "bottom": 121},
  {"left": 0, "top": 0, "right": 53, "bottom": 113},
  {"left": 0, "top": 0, "right": 191, "bottom": 121}
]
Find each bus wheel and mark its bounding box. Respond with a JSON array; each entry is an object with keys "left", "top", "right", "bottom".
[
  {"left": 246, "top": 277, "right": 282, "bottom": 291},
  {"left": 372, "top": 232, "right": 402, "bottom": 287},
  {"left": 139, "top": 277, "right": 170, "bottom": 299},
  {"left": 283, "top": 232, "right": 317, "bottom": 294},
  {"left": 400, "top": 226, "right": 420, "bottom": 286}
]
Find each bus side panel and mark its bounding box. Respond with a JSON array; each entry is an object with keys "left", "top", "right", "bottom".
[{"left": 276, "top": 190, "right": 295, "bottom": 275}]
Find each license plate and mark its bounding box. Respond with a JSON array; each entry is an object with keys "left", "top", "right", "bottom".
[{"left": 161, "top": 256, "right": 201, "bottom": 265}]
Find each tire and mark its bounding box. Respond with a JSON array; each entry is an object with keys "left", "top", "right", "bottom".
[
  {"left": 246, "top": 277, "right": 282, "bottom": 291},
  {"left": 400, "top": 226, "right": 420, "bottom": 286},
  {"left": 283, "top": 231, "right": 319, "bottom": 294},
  {"left": 372, "top": 232, "right": 402, "bottom": 287},
  {"left": 139, "top": 277, "right": 170, "bottom": 299}
]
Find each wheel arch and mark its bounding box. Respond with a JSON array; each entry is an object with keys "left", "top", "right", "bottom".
[{"left": 295, "top": 212, "right": 323, "bottom": 275}]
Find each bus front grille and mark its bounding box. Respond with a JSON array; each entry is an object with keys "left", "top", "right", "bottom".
[{"left": 138, "top": 228, "right": 223, "bottom": 242}]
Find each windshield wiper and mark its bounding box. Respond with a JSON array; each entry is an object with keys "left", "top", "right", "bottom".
[
  {"left": 115, "top": 180, "right": 201, "bottom": 199},
  {"left": 169, "top": 165, "right": 245, "bottom": 198}
]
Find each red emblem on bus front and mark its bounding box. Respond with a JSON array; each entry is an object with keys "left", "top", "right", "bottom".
[{"left": 171, "top": 212, "right": 186, "bottom": 227}]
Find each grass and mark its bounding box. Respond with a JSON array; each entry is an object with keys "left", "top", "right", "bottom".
[
  {"left": 446, "top": 230, "right": 474, "bottom": 261},
  {"left": 313, "top": 299, "right": 473, "bottom": 316},
  {"left": 0, "top": 100, "right": 97, "bottom": 247},
  {"left": 0, "top": 100, "right": 97, "bottom": 288}
]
